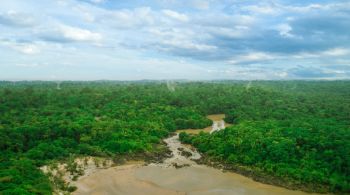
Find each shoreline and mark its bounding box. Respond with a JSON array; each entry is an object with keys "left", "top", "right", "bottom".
[
  {"left": 193, "top": 153, "right": 331, "bottom": 194},
  {"left": 44, "top": 114, "right": 333, "bottom": 194},
  {"left": 40, "top": 142, "right": 172, "bottom": 194},
  {"left": 67, "top": 131, "right": 329, "bottom": 195},
  {"left": 71, "top": 154, "right": 324, "bottom": 195},
  {"left": 73, "top": 163, "right": 185, "bottom": 195},
  {"left": 176, "top": 114, "right": 333, "bottom": 194}
]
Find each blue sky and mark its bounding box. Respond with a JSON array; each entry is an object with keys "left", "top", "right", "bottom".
[{"left": 0, "top": 0, "right": 349, "bottom": 80}]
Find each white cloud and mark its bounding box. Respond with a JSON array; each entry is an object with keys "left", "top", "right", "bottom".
[
  {"left": 275, "top": 23, "right": 300, "bottom": 39},
  {"left": 0, "top": 10, "right": 36, "bottom": 27},
  {"left": 15, "top": 44, "right": 40, "bottom": 54},
  {"left": 229, "top": 52, "right": 275, "bottom": 65},
  {"left": 322, "top": 48, "right": 350, "bottom": 56},
  {"left": 191, "top": 0, "right": 210, "bottom": 10},
  {"left": 40, "top": 24, "right": 103, "bottom": 43},
  {"left": 240, "top": 2, "right": 343, "bottom": 16},
  {"left": 285, "top": 4, "right": 326, "bottom": 13},
  {"left": 1, "top": 41, "right": 40, "bottom": 54},
  {"left": 162, "top": 9, "right": 189, "bottom": 22},
  {"left": 102, "top": 7, "right": 154, "bottom": 28},
  {"left": 276, "top": 72, "right": 288, "bottom": 78},
  {"left": 1, "top": 0, "right": 349, "bottom": 80},
  {"left": 242, "top": 5, "right": 279, "bottom": 15},
  {"left": 208, "top": 26, "right": 250, "bottom": 39},
  {"left": 59, "top": 25, "right": 102, "bottom": 42},
  {"left": 147, "top": 27, "right": 215, "bottom": 52},
  {"left": 292, "top": 48, "right": 350, "bottom": 59},
  {"left": 161, "top": 39, "right": 216, "bottom": 51}
]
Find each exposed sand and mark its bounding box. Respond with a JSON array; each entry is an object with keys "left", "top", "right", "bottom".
[
  {"left": 41, "top": 157, "right": 114, "bottom": 182},
  {"left": 206, "top": 114, "right": 226, "bottom": 121},
  {"left": 73, "top": 163, "right": 184, "bottom": 195},
  {"left": 73, "top": 163, "right": 321, "bottom": 195},
  {"left": 72, "top": 114, "right": 324, "bottom": 195},
  {"left": 135, "top": 165, "right": 321, "bottom": 195}
]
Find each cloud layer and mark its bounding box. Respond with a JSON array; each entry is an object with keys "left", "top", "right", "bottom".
[{"left": 0, "top": 0, "right": 349, "bottom": 80}]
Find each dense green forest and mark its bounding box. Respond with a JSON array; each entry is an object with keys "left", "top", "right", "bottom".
[
  {"left": 0, "top": 81, "right": 349, "bottom": 194},
  {"left": 179, "top": 81, "right": 350, "bottom": 193}
]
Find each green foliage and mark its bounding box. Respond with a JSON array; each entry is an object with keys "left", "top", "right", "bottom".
[
  {"left": 66, "top": 185, "right": 77, "bottom": 192},
  {"left": 0, "top": 80, "right": 349, "bottom": 193},
  {"left": 0, "top": 81, "right": 212, "bottom": 193},
  {"left": 187, "top": 119, "right": 350, "bottom": 191},
  {"left": 0, "top": 158, "right": 52, "bottom": 195},
  {"left": 178, "top": 81, "right": 350, "bottom": 193},
  {"left": 179, "top": 132, "right": 192, "bottom": 144}
]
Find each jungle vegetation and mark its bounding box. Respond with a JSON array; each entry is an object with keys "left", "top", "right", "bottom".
[{"left": 0, "top": 80, "right": 349, "bottom": 194}]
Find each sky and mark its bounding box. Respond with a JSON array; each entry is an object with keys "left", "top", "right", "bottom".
[{"left": 0, "top": 0, "right": 350, "bottom": 80}]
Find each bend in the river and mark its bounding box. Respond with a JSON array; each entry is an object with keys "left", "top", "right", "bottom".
[{"left": 73, "top": 114, "right": 323, "bottom": 195}]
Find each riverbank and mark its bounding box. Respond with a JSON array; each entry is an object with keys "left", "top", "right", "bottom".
[
  {"left": 54, "top": 114, "right": 328, "bottom": 195},
  {"left": 73, "top": 163, "right": 185, "bottom": 195},
  {"left": 177, "top": 114, "right": 332, "bottom": 194},
  {"left": 72, "top": 131, "right": 322, "bottom": 195},
  {"left": 41, "top": 143, "right": 172, "bottom": 194},
  {"left": 194, "top": 154, "right": 331, "bottom": 194}
]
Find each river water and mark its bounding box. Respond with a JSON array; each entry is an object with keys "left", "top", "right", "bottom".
[{"left": 74, "top": 114, "right": 322, "bottom": 195}]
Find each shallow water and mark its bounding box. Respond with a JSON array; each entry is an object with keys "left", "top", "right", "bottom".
[{"left": 160, "top": 133, "right": 200, "bottom": 167}]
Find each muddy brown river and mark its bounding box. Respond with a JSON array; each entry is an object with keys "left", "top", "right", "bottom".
[{"left": 73, "top": 114, "right": 322, "bottom": 195}]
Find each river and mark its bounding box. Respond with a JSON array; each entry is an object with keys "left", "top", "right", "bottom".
[{"left": 73, "top": 114, "right": 322, "bottom": 195}]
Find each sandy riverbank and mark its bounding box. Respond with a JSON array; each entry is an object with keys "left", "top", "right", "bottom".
[
  {"left": 73, "top": 163, "right": 321, "bottom": 195},
  {"left": 68, "top": 114, "right": 325, "bottom": 195},
  {"left": 73, "top": 163, "right": 184, "bottom": 195}
]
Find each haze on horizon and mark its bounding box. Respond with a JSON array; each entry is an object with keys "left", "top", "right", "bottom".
[{"left": 0, "top": 0, "right": 349, "bottom": 81}]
